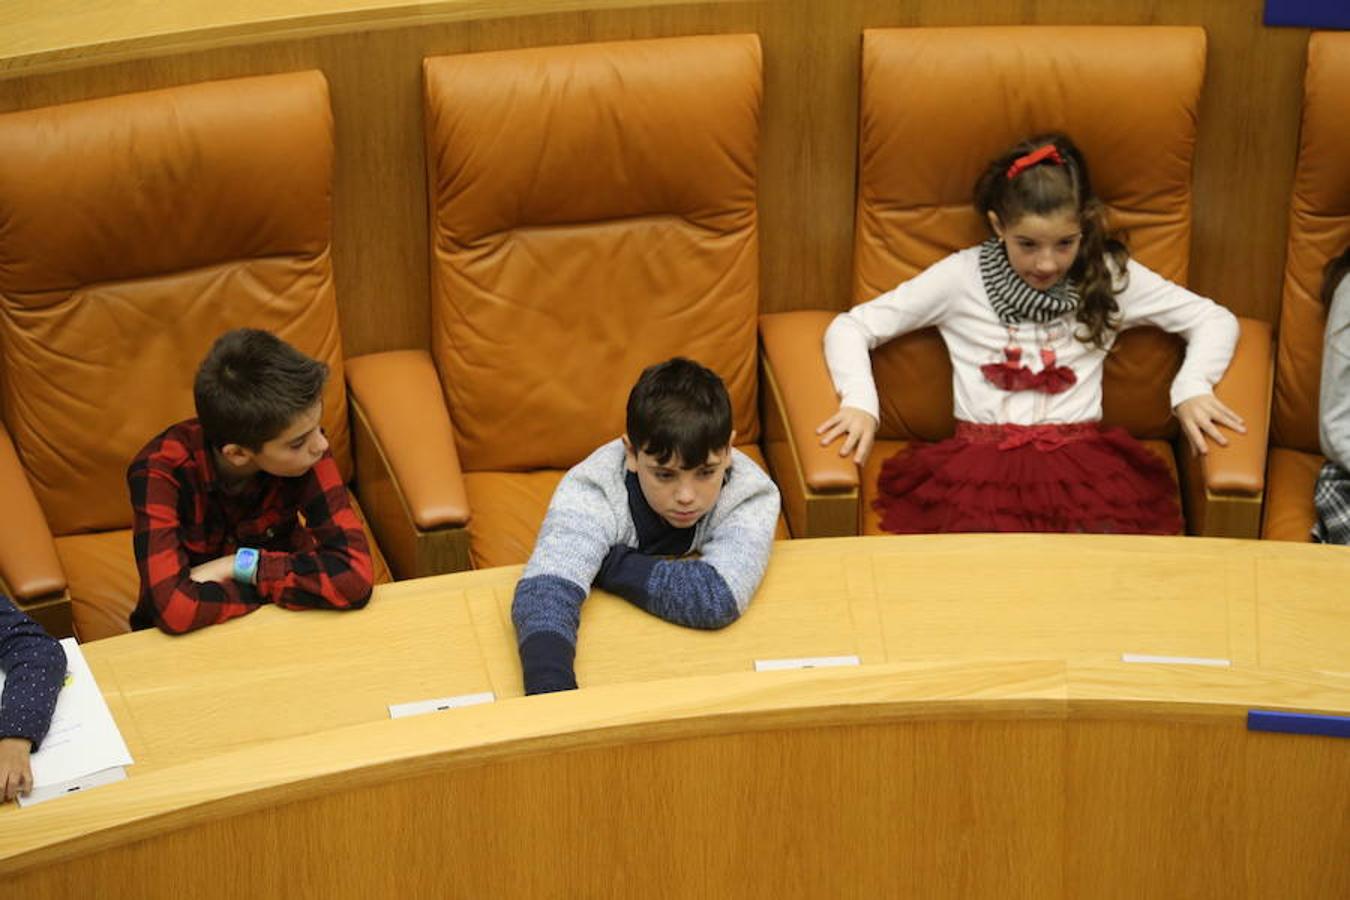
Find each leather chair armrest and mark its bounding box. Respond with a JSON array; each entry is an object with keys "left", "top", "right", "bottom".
[
  {"left": 1202, "top": 317, "right": 1273, "bottom": 494},
  {"left": 0, "top": 427, "right": 66, "bottom": 602},
  {"left": 1183, "top": 317, "right": 1273, "bottom": 538},
  {"left": 759, "top": 311, "right": 860, "bottom": 538},
  {"left": 345, "top": 350, "right": 472, "bottom": 578}
]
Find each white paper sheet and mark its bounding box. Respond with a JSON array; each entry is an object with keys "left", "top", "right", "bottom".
[
  {"left": 6, "top": 638, "right": 134, "bottom": 807},
  {"left": 18, "top": 766, "right": 127, "bottom": 807}
]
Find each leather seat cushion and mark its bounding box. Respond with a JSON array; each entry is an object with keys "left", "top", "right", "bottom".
[
  {"left": 1261, "top": 447, "right": 1321, "bottom": 542},
  {"left": 62, "top": 495, "right": 392, "bottom": 642},
  {"left": 58, "top": 530, "right": 141, "bottom": 644},
  {"left": 859, "top": 437, "right": 1181, "bottom": 536},
  {"left": 464, "top": 469, "right": 569, "bottom": 571}
]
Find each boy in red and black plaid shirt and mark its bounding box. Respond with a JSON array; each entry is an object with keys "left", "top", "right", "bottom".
[{"left": 128, "top": 329, "right": 373, "bottom": 635}]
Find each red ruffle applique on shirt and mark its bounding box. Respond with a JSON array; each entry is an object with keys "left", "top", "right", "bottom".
[{"left": 980, "top": 345, "right": 1077, "bottom": 395}]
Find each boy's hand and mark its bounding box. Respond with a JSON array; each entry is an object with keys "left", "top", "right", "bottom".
[
  {"left": 1, "top": 736, "right": 34, "bottom": 803},
  {"left": 189, "top": 555, "right": 236, "bottom": 584},
  {"left": 816, "top": 406, "right": 878, "bottom": 465},
  {"left": 1175, "top": 393, "right": 1246, "bottom": 456}
]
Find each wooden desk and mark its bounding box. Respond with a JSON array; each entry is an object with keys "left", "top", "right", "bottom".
[{"left": 1, "top": 535, "right": 1347, "bottom": 898}]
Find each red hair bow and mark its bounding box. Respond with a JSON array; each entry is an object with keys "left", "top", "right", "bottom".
[{"left": 1006, "top": 144, "right": 1065, "bottom": 180}]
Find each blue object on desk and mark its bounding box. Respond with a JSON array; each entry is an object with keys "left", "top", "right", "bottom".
[
  {"left": 1247, "top": 710, "right": 1350, "bottom": 739},
  {"left": 1264, "top": 0, "right": 1350, "bottom": 28}
]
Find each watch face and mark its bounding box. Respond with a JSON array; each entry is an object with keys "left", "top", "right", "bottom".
[{"left": 234, "top": 547, "right": 260, "bottom": 584}]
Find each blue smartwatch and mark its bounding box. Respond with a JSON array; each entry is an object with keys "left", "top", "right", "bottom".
[{"left": 232, "top": 547, "right": 260, "bottom": 585}]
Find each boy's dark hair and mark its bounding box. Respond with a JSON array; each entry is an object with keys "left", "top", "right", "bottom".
[
  {"left": 626, "top": 358, "right": 733, "bottom": 468},
  {"left": 974, "top": 132, "right": 1130, "bottom": 350},
  {"left": 194, "top": 329, "right": 328, "bottom": 450}
]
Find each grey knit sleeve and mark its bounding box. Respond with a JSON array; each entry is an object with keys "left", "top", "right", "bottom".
[
  {"left": 693, "top": 450, "right": 781, "bottom": 614},
  {"left": 512, "top": 443, "right": 626, "bottom": 645},
  {"left": 1320, "top": 277, "right": 1350, "bottom": 471}
]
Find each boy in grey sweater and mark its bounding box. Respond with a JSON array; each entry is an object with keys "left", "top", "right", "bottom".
[{"left": 512, "top": 358, "right": 781, "bottom": 695}]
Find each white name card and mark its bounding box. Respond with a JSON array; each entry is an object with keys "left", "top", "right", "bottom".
[
  {"left": 754, "top": 655, "right": 861, "bottom": 672},
  {"left": 1121, "top": 653, "right": 1231, "bottom": 667},
  {"left": 388, "top": 692, "right": 496, "bottom": 719}
]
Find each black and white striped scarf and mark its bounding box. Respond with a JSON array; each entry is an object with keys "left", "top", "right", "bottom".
[{"left": 978, "top": 238, "right": 1080, "bottom": 325}]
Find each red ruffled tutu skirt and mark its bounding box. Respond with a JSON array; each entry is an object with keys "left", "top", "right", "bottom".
[{"left": 874, "top": 421, "right": 1182, "bottom": 535}]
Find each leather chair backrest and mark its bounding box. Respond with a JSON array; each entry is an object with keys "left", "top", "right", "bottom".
[
  {"left": 1272, "top": 31, "right": 1350, "bottom": 453},
  {"left": 423, "top": 35, "right": 762, "bottom": 473},
  {"left": 0, "top": 71, "right": 352, "bottom": 536},
  {"left": 856, "top": 26, "right": 1206, "bottom": 442}
]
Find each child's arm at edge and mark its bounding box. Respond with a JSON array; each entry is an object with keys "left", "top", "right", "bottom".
[
  {"left": 1320, "top": 280, "right": 1350, "bottom": 470},
  {"left": 0, "top": 598, "right": 67, "bottom": 801}
]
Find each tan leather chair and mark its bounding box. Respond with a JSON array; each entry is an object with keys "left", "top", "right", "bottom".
[
  {"left": 0, "top": 71, "right": 390, "bottom": 641},
  {"left": 1263, "top": 32, "right": 1350, "bottom": 541},
  {"left": 761, "top": 26, "right": 1272, "bottom": 539},
  {"left": 347, "top": 34, "right": 774, "bottom": 576}
]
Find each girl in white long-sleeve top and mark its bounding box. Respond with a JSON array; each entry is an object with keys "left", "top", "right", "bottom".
[{"left": 818, "top": 133, "right": 1244, "bottom": 534}]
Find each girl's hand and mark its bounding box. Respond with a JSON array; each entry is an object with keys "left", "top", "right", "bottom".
[
  {"left": 817, "top": 406, "right": 878, "bottom": 465},
  {"left": 1175, "top": 393, "right": 1246, "bottom": 456},
  {"left": 1, "top": 736, "right": 33, "bottom": 803}
]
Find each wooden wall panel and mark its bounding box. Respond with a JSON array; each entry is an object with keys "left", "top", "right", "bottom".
[
  {"left": 1066, "top": 718, "right": 1350, "bottom": 899},
  {"left": 0, "top": 720, "right": 1063, "bottom": 899},
  {"left": 0, "top": 0, "right": 1309, "bottom": 360},
  {"left": 9, "top": 716, "right": 1347, "bottom": 898},
  {"left": 1243, "top": 728, "right": 1350, "bottom": 899}
]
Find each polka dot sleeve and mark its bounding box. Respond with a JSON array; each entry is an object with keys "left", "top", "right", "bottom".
[{"left": 0, "top": 597, "right": 67, "bottom": 749}]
